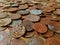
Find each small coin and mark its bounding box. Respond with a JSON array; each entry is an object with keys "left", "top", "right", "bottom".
[
  {"left": 18, "top": 4, "right": 28, "bottom": 10},
  {"left": 10, "top": 25, "right": 26, "bottom": 38},
  {"left": 25, "top": 15, "right": 40, "bottom": 22},
  {"left": 0, "top": 31, "right": 10, "bottom": 45},
  {"left": 30, "top": 10, "right": 42, "bottom": 15},
  {"left": 22, "top": 20, "right": 34, "bottom": 31},
  {"left": 41, "top": 30, "right": 54, "bottom": 38},
  {"left": 7, "top": 13, "right": 21, "bottom": 19},
  {"left": 17, "top": 10, "right": 29, "bottom": 15},
  {"left": 28, "top": 36, "right": 45, "bottom": 45},
  {"left": 33, "top": 22, "right": 47, "bottom": 33},
  {"left": 10, "top": 38, "right": 27, "bottom": 45},
  {"left": 0, "top": 27, "right": 6, "bottom": 31},
  {"left": 24, "top": 31, "right": 35, "bottom": 38},
  {"left": 0, "top": 18, "right": 11, "bottom": 26},
  {"left": 0, "top": 12, "right": 8, "bottom": 18}
]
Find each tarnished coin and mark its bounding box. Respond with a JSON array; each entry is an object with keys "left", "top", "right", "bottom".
[
  {"left": 0, "top": 31, "right": 10, "bottom": 45},
  {"left": 28, "top": 37, "right": 45, "bottom": 45},
  {"left": 0, "top": 12, "right": 8, "bottom": 18},
  {"left": 10, "top": 38, "right": 27, "bottom": 45},
  {"left": 7, "top": 13, "right": 21, "bottom": 19},
  {"left": 17, "top": 10, "right": 29, "bottom": 15},
  {"left": 0, "top": 18, "right": 11, "bottom": 26},
  {"left": 10, "top": 25, "right": 25, "bottom": 38},
  {"left": 22, "top": 20, "right": 34, "bottom": 31},
  {"left": 46, "top": 37, "right": 60, "bottom": 45},
  {"left": 24, "top": 31, "right": 35, "bottom": 38},
  {"left": 30, "top": 10, "right": 42, "bottom": 15},
  {"left": 18, "top": 4, "right": 28, "bottom": 10},
  {"left": 25, "top": 15, "right": 40, "bottom": 22},
  {"left": 10, "top": 20, "right": 22, "bottom": 27},
  {"left": 41, "top": 30, "right": 54, "bottom": 38},
  {"left": 33, "top": 22, "right": 47, "bottom": 33}
]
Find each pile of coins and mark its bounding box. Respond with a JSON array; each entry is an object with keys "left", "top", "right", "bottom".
[{"left": 0, "top": 0, "right": 60, "bottom": 45}]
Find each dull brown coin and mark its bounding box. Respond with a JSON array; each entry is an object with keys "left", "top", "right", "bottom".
[
  {"left": 24, "top": 31, "right": 35, "bottom": 38},
  {"left": 7, "top": 13, "right": 21, "bottom": 19},
  {"left": 33, "top": 22, "right": 47, "bottom": 33},
  {"left": 45, "top": 37, "right": 60, "bottom": 45},
  {"left": 0, "top": 31, "right": 10, "bottom": 45},
  {"left": 25, "top": 15, "right": 40, "bottom": 22},
  {"left": 41, "top": 30, "right": 54, "bottom": 38},
  {"left": 28, "top": 36, "right": 45, "bottom": 45},
  {"left": 18, "top": 4, "right": 28, "bottom": 10},
  {"left": 0, "top": 18, "right": 11, "bottom": 26},
  {"left": 10, "top": 25, "right": 25, "bottom": 38},
  {"left": 10, "top": 38, "right": 27, "bottom": 45},
  {"left": 22, "top": 20, "right": 34, "bottom": 31},
  {"left": 0, "top": 12, "right": 8, "bottom": 18}
]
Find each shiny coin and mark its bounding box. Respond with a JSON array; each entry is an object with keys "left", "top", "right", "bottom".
[
  {"left": 22, "top": 20, "right": 34, "bottom": 31},
  {"left": 30, "top": 10, "right": 42, "bottom": 15},
  {"left": 0, "top": 18, "right": 11, "bottom": 26},
  {"left": 33, "top": 22, "right": 47, "bottom": 33},
  {"left": 25, "top": 15, "right": 40, "bottom": 22},
  {"left": 0, "top": 31, "right": 10, "bottom": 45},
  {"left": 10, "top": 38, "right": 27, "bottom": 45},
  {"left": 10, "top": 25, "right": 25, "bottom": 38}
]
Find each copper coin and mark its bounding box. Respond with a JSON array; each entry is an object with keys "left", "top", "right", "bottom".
[
  {"left": 25, "top": 15, "right": 40, "bottom": 22},
  {"left": 22, "top": 20, "right": 34, "bottom": 31},
  {"left": 24, "top": 31, "right": 35, "bottom": 38},
  {"left": 0, "top": 31, "right": 10, "bottom": 45},
  {"left": 0, "top": 12, "right": 8, "bottom": 18},
  {"left": 7, "top": 7, "right": 18, "bottom": 12},
  {"left": 33, "top": 22, "right": 47, "bottom": 33},
  {"left": 28, "top": 37, "right": 45, "bottom": 45},
  {"left": 18, "top": 4, "right": 28, "bottom": 10},
  {"left": 10, "top": 25, "right": 25, "bottom": 38},
  {"left": 0, "top": 18, "right": 12, "bottom": 26},
  {"left": 7, "top": 13, "right": 21, "bottom": 19},
  {"left": 10, "top": 38, "right": 27, "bottom": 45},
  {"left": 55, "top": 9, "right": 60, "bottom": 15},
  {"left": 46, "top": 38, "right": 60, "bottom": 45},
  {"left": 17, "top": 10, "right": 29, "bottom": 15},
  {"left": 41, "top": 30, "right": 54, "bottom": 38}
]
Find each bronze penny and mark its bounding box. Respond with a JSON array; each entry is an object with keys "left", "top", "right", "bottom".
[
  {"left": 10, "top": 25, "right": 25, "bottom": 38},
  {"left": 18, "top": 4, "right": 28, "bottom": 10},
  {"left": 33, "top": 22, "right": 47, "bottom": 33},
  {"left": 0, "top": 18, "right": 12, "bottom": 26},
  {"left": 7, "top": 13, "right": 21, "bottom": 19},
  {"left": 22, "top": 20, "right": 34, "bottom": 31},
  {"left": 0, "top": 31, "right": 10, "bottom": 45},
  {"left": 41, "top": 30, "right": 54, "bottom": 38},
  {"left": 10, "top": 38, "right": 27, "bottom": 45},
  {"left": 25, "top": 15, "right": 40, "bottom": 22}
]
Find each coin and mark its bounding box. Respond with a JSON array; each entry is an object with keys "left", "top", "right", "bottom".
[
  {"left": 10, "top": 25, "right": 26, "bottom": 38},
  {"left": 25, "top": 15, "right": 40, "bottom": 22},
  {"left": 0, "top": 12, "right": 8, "bottom": 18},
  {"left": 0, "top": 27, "right": 6, "bottom": 31},
  {"left": 33, "top": 22, "right": 47, "bottom": 33},
  {"left": 0, "top": 31, "right": 10, "bottom": 45},
  {"left": 30, "top": 10, "right": 42, "bottom": 15},
  {"left": 0, "top": 18, "right": 11, "bottom": 26},
  {"left": 7, "top": 13, "right": 21, "bottom": 19},
  {"left": 22, "top": 20, "right": 34, "bottom": 31},
  {"left": 10, "top": 38, "right": 27, "bottom": 45},
  {"left": 18, "top": 4, "right": 28, "bottom": 10}
]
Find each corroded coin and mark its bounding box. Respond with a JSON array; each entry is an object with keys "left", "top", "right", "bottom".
[
  {"left": 7, "top": 13, "right": 21, "bottom": 19},
  {"left": 10, "top": 38, "right": 27, "bottom": 45},
  {"left": 10, "top": 25, "right": 25, "bottom": 38},
  {"left": 22, "top": 20, "right": 34, "bottom": 31},
  {"left": 25, "top": 15, "right": 40, "bottom": 22},
  {"left": 33, "top": 22, "right": 47, "bottom": 33},
  {"left": 0, "top": 18, "right": 11, "bottom": 26},
  {"left": 0, "top": 31, "right": 10, "bottom": 45}
]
